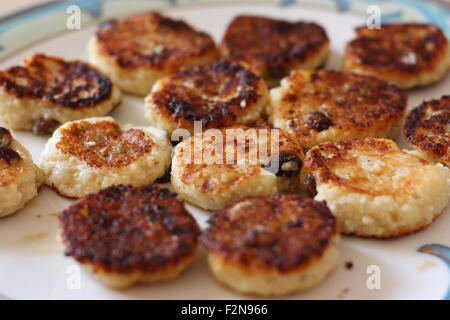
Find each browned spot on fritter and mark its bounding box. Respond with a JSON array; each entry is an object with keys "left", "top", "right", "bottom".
[
  {"left": 149, "top": 60, "right": 264, "bottom": 130},
  {"left": 56, "top": 120, "right": 153, "bottom": 168},
  {"left": 95, "top": 12, "right": 217, "bottom": 70},
  {"left": 202, "top": 195, "right": 337, "bottom": 273},
  {"left": 345, "top": 24, "right": 448, "bottom": 76},
  {"left": 305, "top": 173, "right": 317, "bottom": 197},
  {"left": 0, "top": 127, "right": 12, "bottom": 147},
  {"left": 0, "top": 54, "right": 112, "bottom": 108},
  {"left": 404, "top": 95, "right": 449, "bottom": 163},
  {"left": 59, "top": 185, "right": 200, "bottom": 273},
  {"left": 221, "top": 15, "right": 328, "bottom": 80},
  {"left": 277, "top": 70, "right": 406, "bottom": 147}
]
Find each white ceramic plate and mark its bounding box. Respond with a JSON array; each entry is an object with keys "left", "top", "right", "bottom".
[{"left": 0, "top": 0, "right": 449, "bottom": 300}]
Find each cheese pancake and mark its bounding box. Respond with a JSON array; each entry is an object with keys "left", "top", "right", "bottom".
[
  {"left": 171, "top": 125, "right": 304, "bottom": 210},
  {"left": 268, "top": 70, "right": 407, "bottom": 149},
  {"left": 343, "top": 24, "right": 450, "bottom": 89},
  {"left": 221, "top": 15, "right": 329, "bottom": 87},
  {"left": 88, "top": 12, "right": 218, "bottom": 95},
  {"left": 203, "top": 195, "right": 339, "bottom": 296},
  {"left": 301, "top": 138, "right": 450, "bottom": 238},
  {"left": 145, "top": 60, "right": 268, "bottom": 137},
  {"left": 59, "top": 185, "right": 200, "bottom": 289},
  {"left": 0, "top": 127, "right": 42, "bottom": 217},
  {"left": 40, "top": 117, "right": 171, "bottom": 198},
  {"left": 0, "top": 54, "right": 121, "bottom": 134},
  {"left": 404, "top": 96, "right": 449, "bottom": 166}
]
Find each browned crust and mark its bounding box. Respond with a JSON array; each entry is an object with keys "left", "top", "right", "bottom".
[
  {"left": 0, "top": 54, "right": 113, "bottom": 108},
  {"left": 202, "top": 194, "right": 337, "bottom": 273},
  {"left": 176, "top": 125, "right": 304, "bottom": 192},
  {"left": 0, "top": 127, "right": 24, "bottom": 187},
  {"left": 56, "top": 120, "right": 153, "bottom": 168},
  {"left": 344, "top": 23, "right": 449, "bottom": 77},
  {"left": 59, "top": 185, "right": 200, "bottom": 273},
  {"left": 302, "top": 138, "right": 430, "bottom": 197},
  {"left": 276, "top": 70, "right": 407, "bottom": 145},
  {"left": 148, "top": 60, "right": 266, "bottom": 130},
  {"left": 221, "top": 15, "right": 329, "bottom": 80},
  {"left": 404, "top": 95, "right": 449, "bottom": 164},
  {"left": 95, "top": 12, "right": 217, "bottom": 70}
]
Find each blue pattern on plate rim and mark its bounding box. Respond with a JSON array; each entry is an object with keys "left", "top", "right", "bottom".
[
  {"left": 0, "top": 0, "right": 448, "bottom": 299},
  {"left": 0, "top": 0, "right": 447, "bottom": 55},
  {"left": 418, "top": 244, "right": 450, "bottom": 300}
]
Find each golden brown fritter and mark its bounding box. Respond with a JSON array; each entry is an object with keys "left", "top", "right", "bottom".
[
  {"left": 269, "top": 70, "right": 407, "bottom": 149},
  {"left": 404, "top": 95, "right": 449, "bottom": 165},
  {"left": 301, "top": 137, "right": 450, "bottom": 238},
  {"left": 94, "top": 12, "right": 217, "bottom": 71},
  {"left": 343, "top": 24, "right": 449, "bottom": 88},
  {"left": 59, "top": 184, "right": 200, "bottom": 274},
  {"left": 0, "top": 54, "right": 113, "bottom": 108},
  {"left": 302, "top": 138, "right": 428, "bottom": 197},
  {"left": 146, "top": 60, "right": 267, "bottom": 133},
  {"left": 202, "top": 194, "right": 337, "bottom": 273},
  {"left": 221, "top": 15, "right": 329, "bottom": 85},
  {"left": 55, "top": 120, "right": 154, "bottom": 168}
]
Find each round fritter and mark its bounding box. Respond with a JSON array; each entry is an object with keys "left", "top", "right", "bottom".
[
  {"left": 59, "top": 184, "right": 200, "bottom": 289},
  {"left": 0, "top": 127, "right": 42, "bottom": 217},
  {"left": 39, "top": 117, "right": 171, "bottom": 198},
  {"left": 171, "top": 125, "right": 304, "bottom": 210},
  {"left": 301, "top": 138, "right": 450, "bottom": 238},
  {"left": 0, "top": 54, "right": 121, "bottom": 135},
  {"left": 268, "top": 70, "right": 407, "bottom": 149},
  {"left": 145, "top": 60, "right": 268, "bottom": 136},
  {"left": 404, "top": 96, "right": 449, "bottom": 166},
  {"left": 343, "top": 24, "right": 450, "bottom": 89},
  {"left": 88, "top": 12, "right": 218, "bottom": 95},
  {"left": 221, "top": 15, "right": 329, "bottom": 87},
  {"left": 202, "top": 195, "right": 339, "bottom": 296}
]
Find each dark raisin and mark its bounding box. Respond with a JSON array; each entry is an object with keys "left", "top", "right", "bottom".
[
  {"left": 277, "top": 152, "right": 302, "bottom": 177},
  {"left": 0, "top": 147, "right": 21, "bottom": 165},
  {"left": 305, "top": 173, "right": 317, "bottom": 197},
  {"left": 306, "top": 112, "right": 331, "bottom": 132}
]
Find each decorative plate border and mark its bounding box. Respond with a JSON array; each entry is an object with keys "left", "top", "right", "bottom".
[
  {"left": 0, "top": 0, "right": 448, "bottom": 300},
  {"left": 0, "top": 0, "right": 448, "bottom": 61}
]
